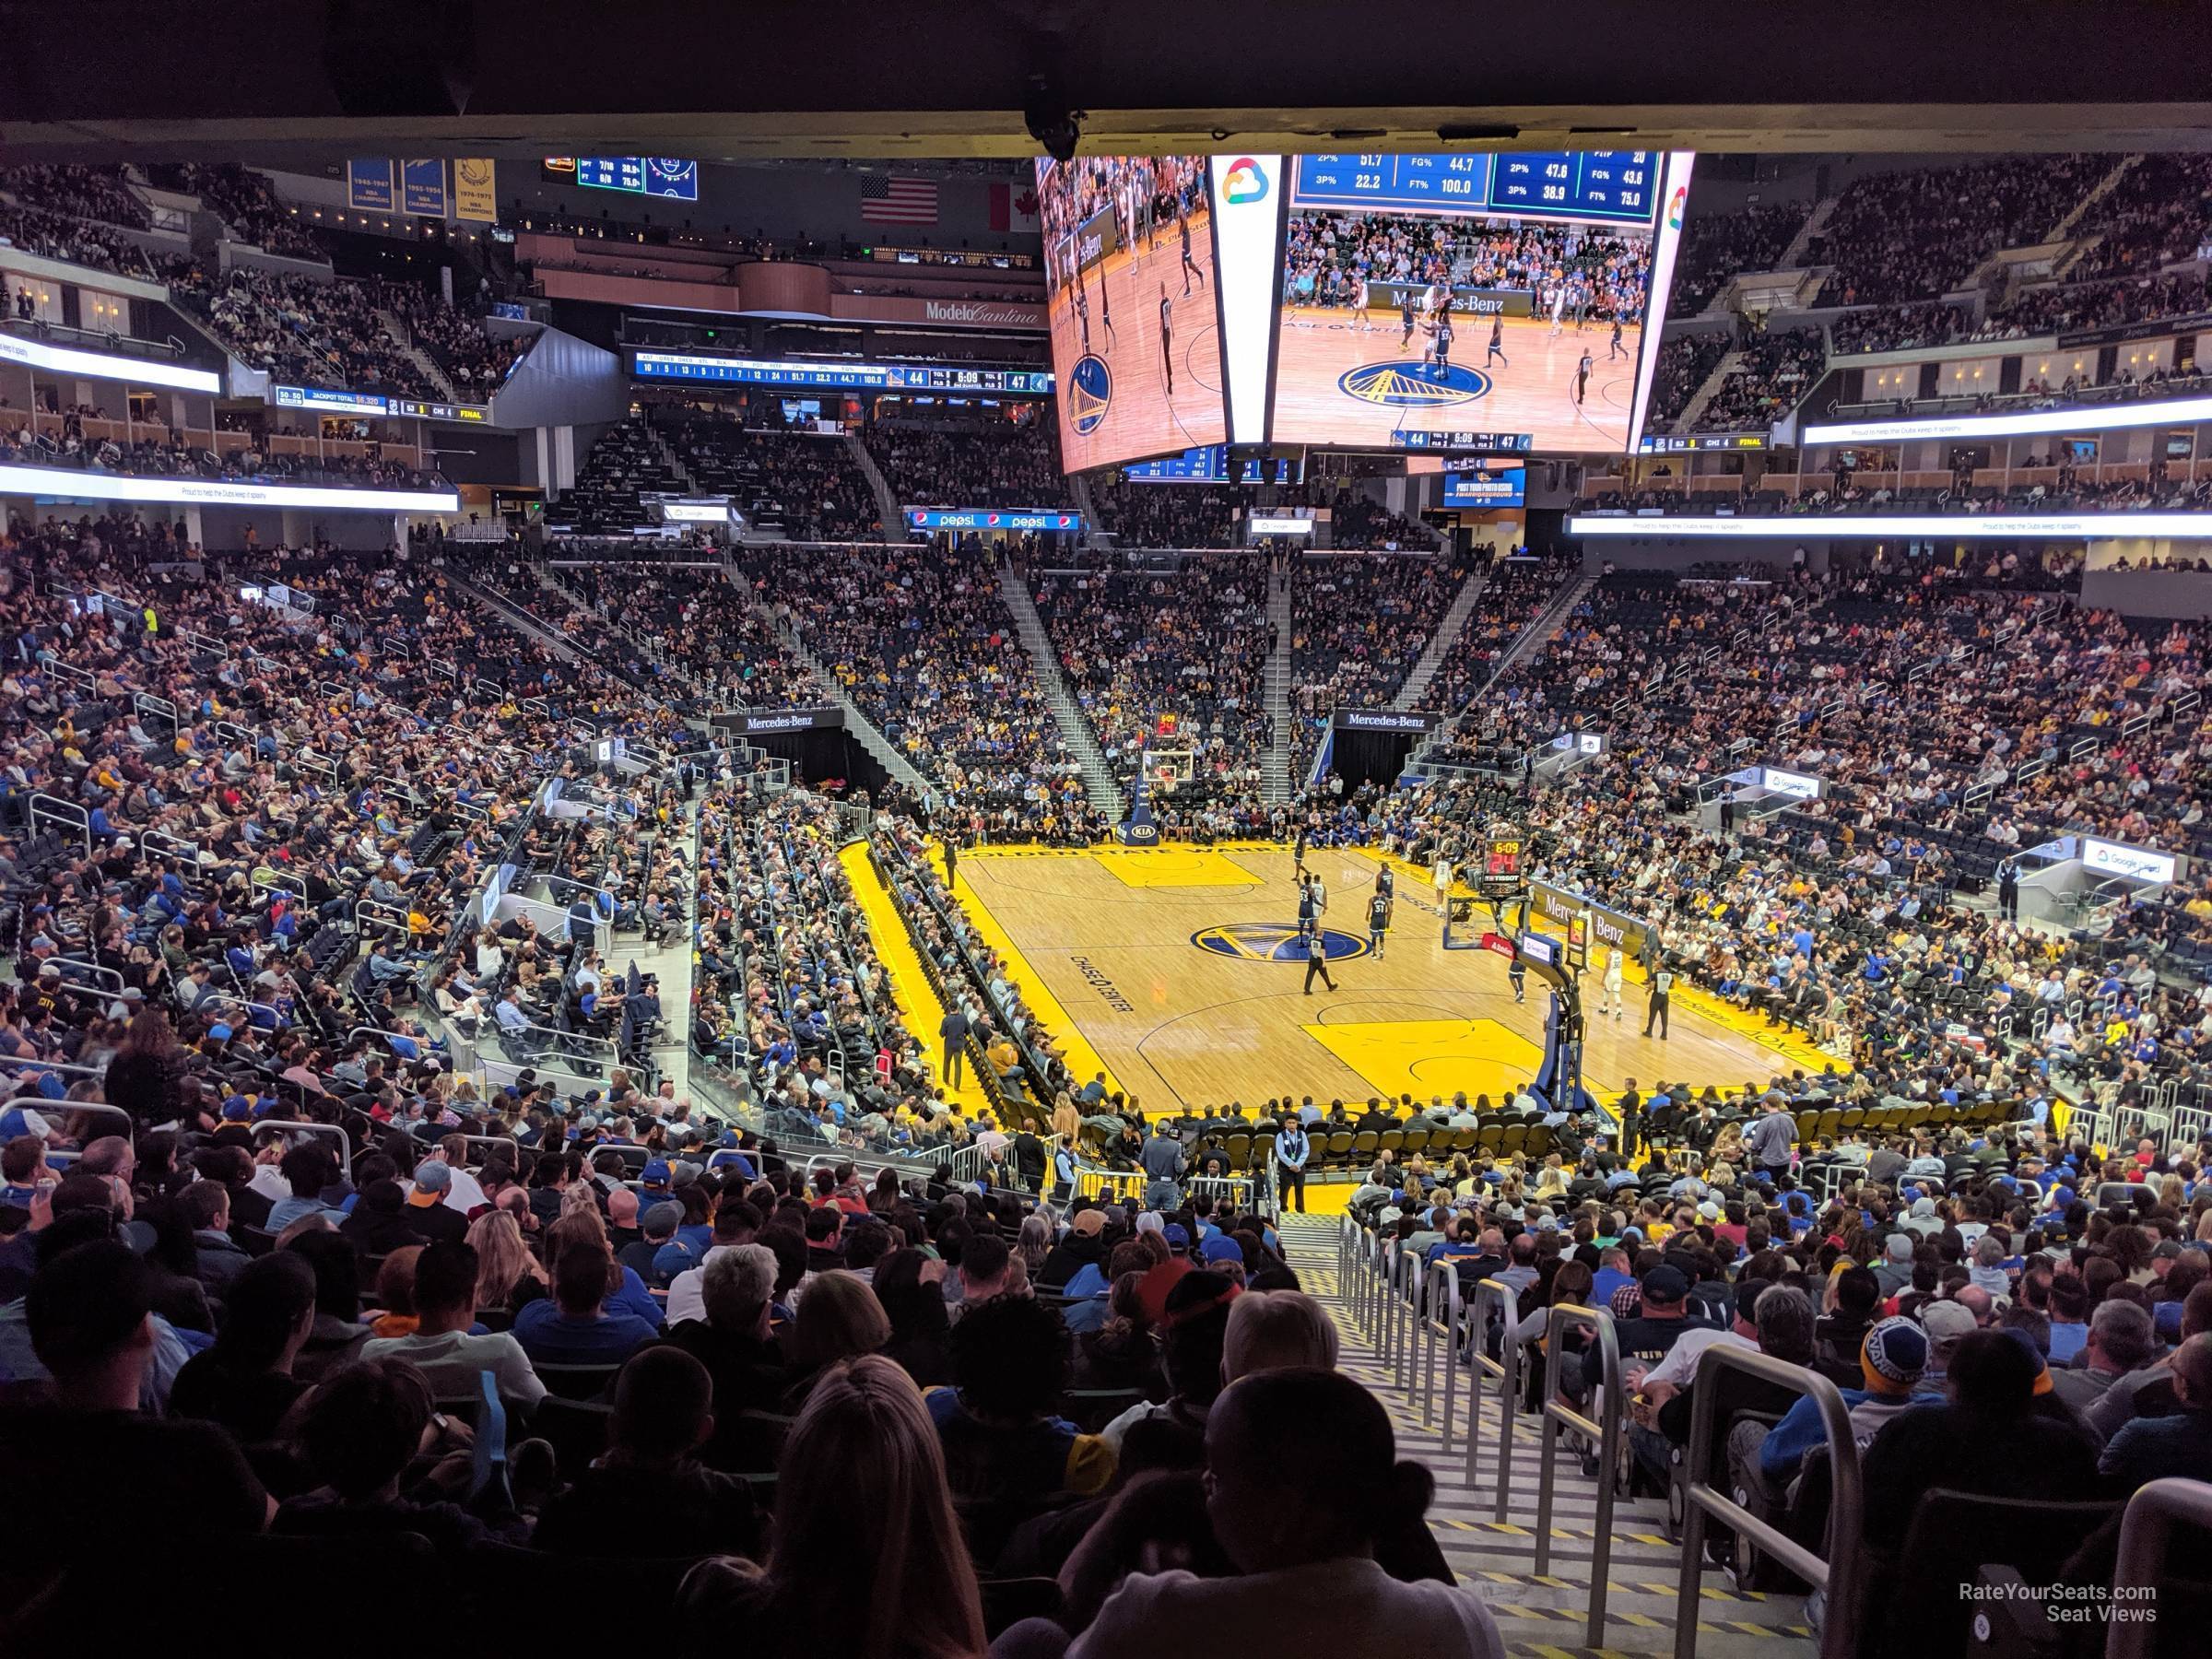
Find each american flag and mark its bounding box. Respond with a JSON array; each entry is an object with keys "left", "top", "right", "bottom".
[{"left": 860, "top": 174, "right": 939, "bottom": 225}]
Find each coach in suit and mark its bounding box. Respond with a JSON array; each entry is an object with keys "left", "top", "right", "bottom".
[{"left": 939, "top": 1003, "right": 971, "bottom": 1086}]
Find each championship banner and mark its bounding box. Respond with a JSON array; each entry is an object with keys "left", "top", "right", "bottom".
[
  {"left": 402, "top": 159, "right": 449, "bottom": 218},
  {"left": 453, "top": 159, "right": 499, "bottom": 223},
  {"left": 347, "top": 159, "right": 395, "bottom": 213}
]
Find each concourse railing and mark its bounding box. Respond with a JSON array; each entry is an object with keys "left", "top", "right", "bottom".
[{"left": 1533, "top": 1302, "right": 1626, "bottom": 1648}]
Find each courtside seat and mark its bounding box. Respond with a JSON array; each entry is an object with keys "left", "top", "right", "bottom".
[
  {"left": 1324, "top": 1130, "right": 1354, "bottom": 1164},
  {"left": 1250, "top": 1134, "right": 1275, "bottom": 1172},
  {"left": 1225, "top": 1134, "right": 1251, "bottom": 1167},
  {"left": 1352, "top": 1130, "right": 1380, "bottom": 1160},
  {"left": 1399, "top": 1127, "right": 1430, "bottom": 1158},
  {"left": 1378, "top": 1129, "right": 1404, "bottom": 1156}
]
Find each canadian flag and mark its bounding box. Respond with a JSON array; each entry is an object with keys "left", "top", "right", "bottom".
[{"left": 991, "top": 181, "right": 1041, "bottom": 234}]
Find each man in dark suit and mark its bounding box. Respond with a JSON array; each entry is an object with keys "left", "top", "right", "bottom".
[{"left": 939, "top": 1002, "right": 970, "bottom": 1087}]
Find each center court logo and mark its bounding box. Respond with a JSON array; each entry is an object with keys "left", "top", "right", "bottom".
[
  {"left": 1337, "top": 361, "right": 1492, "bottom": 408},
  {"left": 1191, "top": 923, "right": 1371, "bottom": 963},
  {"left": 1221, "top": 158, "right": 1270, "bottom": 205},
  {"left": 1067, "top": 353, "right": 1112, "bottom": 434}
]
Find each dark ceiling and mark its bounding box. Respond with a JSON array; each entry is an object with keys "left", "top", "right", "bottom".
[{"left": 7, "top": 0, "right": 2212, "bottom": 163}]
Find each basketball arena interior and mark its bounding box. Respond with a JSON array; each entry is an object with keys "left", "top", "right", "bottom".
[{"left": 5, "top": 7, "right": 2212, "bottom": 1655}]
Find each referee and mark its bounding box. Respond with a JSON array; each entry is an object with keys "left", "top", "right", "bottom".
[{"left": 1301, "top": 926, "right": 1337, "bottom": 995}]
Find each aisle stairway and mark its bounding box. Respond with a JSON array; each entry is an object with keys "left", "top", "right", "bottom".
[
  {"left": 1394, "top": 563, "right": 1490, "bottom": 712},
  {"left": 1404, "top": 571, "right": 1594, "bottom": 774},
  {"left": 1672, "top": 349, "right": 1745, "bottom": 437},
  {"left": 844, "top": 432, "right": 904, "bottom": 544},
  {"left": 1277, "top": 1215, "right": 1816, "bottom": 1658},
  {"left": 374, "top": 308, "right": 459, "bottom": 404},
  {"left": 994, "top": 561, "right": 1127, "bottom": 821},
  {"left": 1260, "top": 567, "right": 1295, "bottom": 804}
]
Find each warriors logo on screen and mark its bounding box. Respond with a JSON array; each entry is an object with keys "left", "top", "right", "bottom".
[
  {"left": 1221, "top": 158, "right": 1271, "bottom": 206},
  {"left": 1067, "top": 353, "right": 1113, "bottom": 435},
  {"left": 1337, "top": 361, "right": 1492, "bottom": 408},
  {"left": 1191, "top": 924, "right": 1371, "bottom": 963}
]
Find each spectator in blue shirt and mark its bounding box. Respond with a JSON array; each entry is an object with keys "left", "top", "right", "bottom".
[{"left": 514, "top": 1243, "right": 660, "bottom": 1368}]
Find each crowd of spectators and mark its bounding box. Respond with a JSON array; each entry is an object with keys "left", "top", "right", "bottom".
[
  {"left": 1690, "top": 324, "right": 1825, "bottom": 433},
  {"left": 1667, "top": 200, "right": 1811, "bottom": 317},
  {"left": 2059, "top": 153, "right": 2212, "bottom": 285},
  {"left": 1288, "top": 553, "right": 1462, "bottom": 777},
  {"left": 870, "top": 416, "right": 1072, "bottom": 510},
  {"left": 1642, "top": 333, "right": 1731, "bottom": 429},
  {"left": 1088, "top": 475, "right": 1242, "bottom": 550},
  {"left": 142, "top": 163, "right": 326, "bottom": 261},
  {"left": 0, "top": 203, "right": 156, "bottom": 280},
  {"left": 1034, "top": 553, "right": 1273, "bottom": 808},
  {"left": 661, "top": 417, "right": 880, "bottom": 544},
  {"left": 757, "top": 544, "right": 1088, "bottom": 830},
  {"left": 0, "top": 426, "right": 445, "bottom": 495},
  {"left": 0, "top": 164, "right": 150, "bottom": 231},
  {"left": 1807, "top": 156, "right": 2107, "bottom": 308}
]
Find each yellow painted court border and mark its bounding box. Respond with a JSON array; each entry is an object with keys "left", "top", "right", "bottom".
[
  {"left": 838, "top": 842, "right": 992, "bottom": 1114},
  {"left": 935, "top": 843, "right": 1126, "bottom": 1101}
]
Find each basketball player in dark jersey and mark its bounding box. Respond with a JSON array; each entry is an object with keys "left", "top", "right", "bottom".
[
  {"left": 1485, "top": 313, "right": 1509, "bottom": 368},
  {"left": 1428, "top": 300, "right": 1453, "bottom": 375},
  {"left": 1179, "top": 206, "right": 1205, "bottom": 296},
  {"left": 1099, "top": 237, "right": 1117, "bottom": 351},
  {"left": 1158, "top": 281, "right": 1175, "bottom": 395},
  {"left": 1399, "top": 288, "right": 1418, "bottom": 348},
  {"left": 1609, "top": 316, "right": 1627, "bottom": 360},
  {"left": 1074, "top": 261, "right": 1091, "bottom": 354}
]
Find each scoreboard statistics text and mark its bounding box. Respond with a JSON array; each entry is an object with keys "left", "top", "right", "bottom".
[
  {"left": 1122, "top": 444, "right": 1300, "bottom": 484},
  {"left": 1292, "top": 151, "right": 1659, "bottom": 227}
]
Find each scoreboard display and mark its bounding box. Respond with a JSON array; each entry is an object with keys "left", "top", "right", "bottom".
[
  {"left": 1441, "top": 464, "right": 1525, "bottom": 508},
  {"left": 1292, "top": 150, "right": 1660, "bottom": 228},
  {"left": 1482, "top": 825, "right": 1525, "bottom": 893},
  {"left": 546, "top": 157, "right": 700, "bottom": 201},
  {"left": 631, "top": 351, "right": 1053, "bottom": 395},
  {"left": 1122, "top": 444, "right": 1300, "bottom": 484}
]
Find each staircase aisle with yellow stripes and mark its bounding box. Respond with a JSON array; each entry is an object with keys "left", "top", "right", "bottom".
[{"left": 1277, "top": 1214, "right": 1816, "bottom": 1659}]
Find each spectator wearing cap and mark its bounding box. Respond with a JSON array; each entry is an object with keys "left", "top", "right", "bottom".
[
  {"left": 1756, "top": 1313, "right": 1936, "bottom": 1482},
  {"left": 1566, "top": 1262, "right": 1692, "bottom": 1407},
  {"left": 622, "top": 1201, "right": 685, "bottom": 1285},
  {"left": 402, "top": 1161, "right": 467, "bottom": 1244}
]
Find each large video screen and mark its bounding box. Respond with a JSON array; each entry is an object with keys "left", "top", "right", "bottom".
[
  {"left": 1270, "top": 151, "right": 1691, "bottom": 454},
  {"left": 1036, "top": 156, "right": 1225, "bottom": 471}
]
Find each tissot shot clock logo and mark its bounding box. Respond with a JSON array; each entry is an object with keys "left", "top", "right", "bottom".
[
  {"left": 1221, "top": 158, "right": 1271, "bottom": 205},
  {"left": 1067, "top": 353, "right": 1113, "bottom": 435},
  {"left": 1337, "top": 361, "right": 1491, "bottom": 407}
]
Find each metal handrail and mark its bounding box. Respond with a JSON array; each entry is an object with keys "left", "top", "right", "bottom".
[
  {"left": 1674, "top": 1346, "right": 1862, "bottom": 1659},
  {"left": 2106, "top": 1477, "right": 2212, "bottom": 1659},
  {"left": 1534, "top": 1302, "right": 1626, "bottom": 1645},
  {"left": 251, "top": 1119, "right": 352, "bottom": 1179},
  {"left": 1465, "top": 1275, "right": 1523, "bottom": 1516},
  {"left": 1421, "top": 1260, "right": 1464, "bottom": 1451}
]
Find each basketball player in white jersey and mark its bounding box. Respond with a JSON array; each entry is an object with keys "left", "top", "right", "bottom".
[{"left": 1548, "top": 284, "right": 1567, "bottom": 338}]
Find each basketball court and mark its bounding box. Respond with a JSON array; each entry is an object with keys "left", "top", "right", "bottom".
[
  {"left": 1271, "top": 306, "right": 1641, "bottom": 451},
  {"left": 1049, "top": 204, "right": 1226, "bottom": 471},
  {"left": 949, "top": 842, "right": 1830, "bottom": 1116}
]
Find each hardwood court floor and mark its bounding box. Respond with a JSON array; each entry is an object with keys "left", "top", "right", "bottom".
[
  {"left": 1271, "top": 307, "right": 1641, "bottom": 452},
  {"left": 1049, "top": 206, "right": 1225, "bottom": 472},
  {"left": 953, "top": 843, "right": 1826, "bottom": 1116}
]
